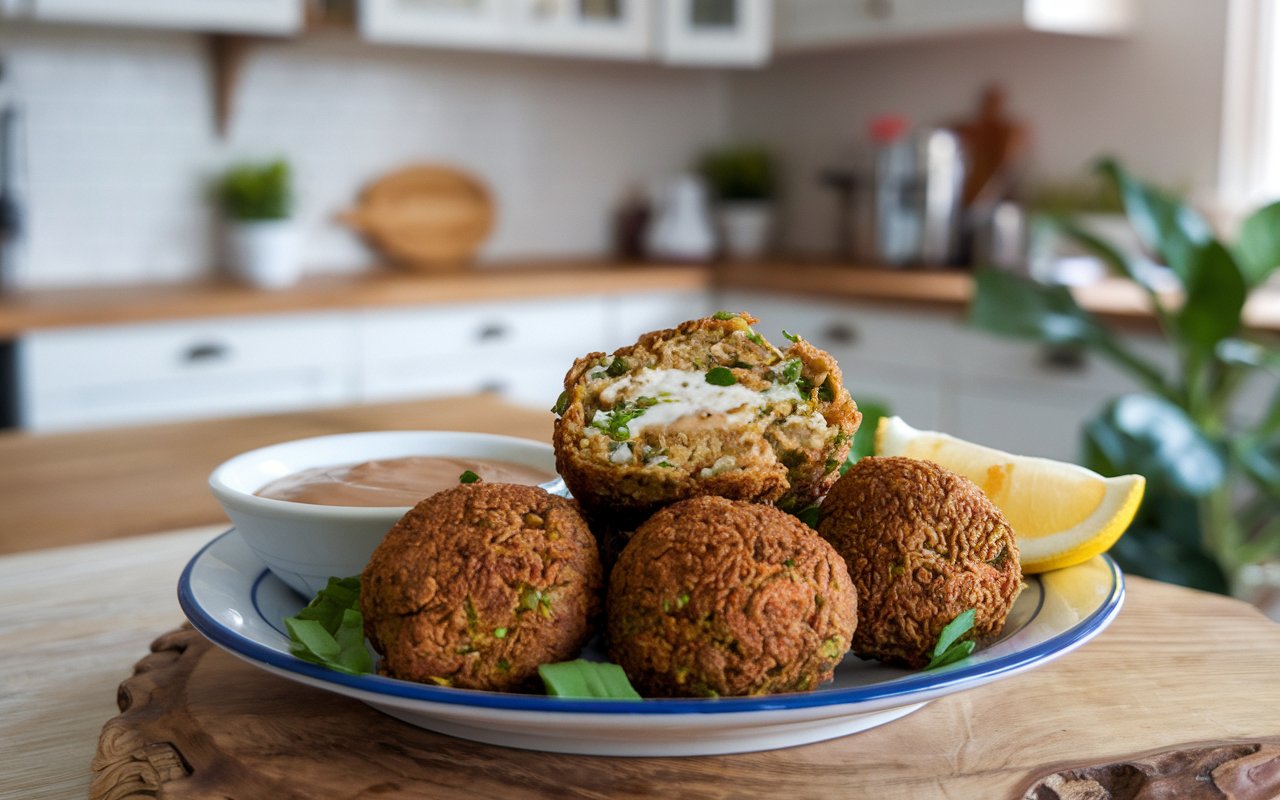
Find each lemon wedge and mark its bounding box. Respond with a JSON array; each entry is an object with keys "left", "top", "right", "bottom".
[{"left": 875, "top": 416, "right": 1145, "bottom": 573}]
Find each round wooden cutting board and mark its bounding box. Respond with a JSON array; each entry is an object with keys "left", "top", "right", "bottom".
[
  {"left": 339, "top": 165, "right": 494, "bottom": 272},
  {"left": 91, "top": 625, "right": 1280, "bottom": 799}
]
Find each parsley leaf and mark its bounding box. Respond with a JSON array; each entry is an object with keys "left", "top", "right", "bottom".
[
  {"left": 284, "top": 577, "right": 374, "bottom": 676},
  {"left": 459, "top": 470, "right": 480, "bottom": 484},
  {"left": 924, "top": 609, "right": 977, "bottom": 671},
  {"left": 705, "top": 366, "right": 737, "bottom": 386}
]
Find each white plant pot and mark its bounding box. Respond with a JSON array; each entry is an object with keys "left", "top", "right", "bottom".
[
  {"left": 228, "top": 219, "right": 302, "bottom": 290},
  {"left": 718, "top": 202, "right": 774, "bottom": 261}
]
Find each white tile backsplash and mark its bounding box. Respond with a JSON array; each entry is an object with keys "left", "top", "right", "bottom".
[{"left": 1, "top": 23, "right": 728, "bottom": 288}]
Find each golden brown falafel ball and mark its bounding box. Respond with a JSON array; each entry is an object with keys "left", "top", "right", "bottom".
[
  {"left": 360, "top": 482, "right": 602, "bottom": 691},
  {"left": 817, "top": 457, "right": 1021, "bottom": 669},
  {"left": 608, "top": 496, "right": 857, "bottom": 697},
  {"left": 553, "top": 312, "right": 860, "bottom": 528}
]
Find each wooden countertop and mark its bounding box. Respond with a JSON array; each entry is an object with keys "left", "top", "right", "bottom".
[
  {"left": 0, "top": 394, "right": 554, "bottom": 555},
  {"left": 4, "top": 259, "right": 1279, "bottom": 335}
]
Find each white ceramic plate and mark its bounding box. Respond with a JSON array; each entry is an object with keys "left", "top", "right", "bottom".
[{"left": 179, "top": 529, "right": 1123, "bottom": 757}]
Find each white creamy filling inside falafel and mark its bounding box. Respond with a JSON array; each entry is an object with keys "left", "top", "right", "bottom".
[{"left": 593, "top": 368, "right": 822, "bottom": 437}]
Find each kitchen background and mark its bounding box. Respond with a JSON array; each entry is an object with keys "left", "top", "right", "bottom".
[
  {"left": 0, "top": 0, "right": 1226, "bottom": 285},
  {"left": 2, "top": 0, "right": 1278, "bottom": 611}
]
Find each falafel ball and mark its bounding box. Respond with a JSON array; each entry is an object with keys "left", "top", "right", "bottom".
[
  {"left": 553, "top": 312, "right": 861, "bottom": 527},
  {"left": 817, "top": 457, "right": 1022, "bottom": 669},
  {"left": 360, "top": 482, "right": 603, "bottom": 691},
  {"left": 608, "top": 496, "right": 857, "bottom": 697}
]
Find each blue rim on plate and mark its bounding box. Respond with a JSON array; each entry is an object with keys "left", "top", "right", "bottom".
[{"left": 179, "top": 529, "right": 1124, "bottom": 716}]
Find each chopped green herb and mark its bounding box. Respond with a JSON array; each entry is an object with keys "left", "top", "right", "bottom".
[
  {"left": 538, "top": 660, "right": 642, "bottom": 700},
  {"left": 712, "top": 311, "right": 737, "bottom": 320},
  {"left": 779, "top": 358, "right": 803, "bottom": 384},
  {"left": 551, "top": 390, "right": 570, "bottom": 415},
  {"left": 794, "top": 503, "right": 822, "bottom": 530},
  {"left": 746, "top": 330, "right": 765, "bottom": 346},
  {"left": 676, "top": 592, "right": 690, "bottom": 609},
  {"left": 605, "top": 356, "right": 629, "bottom": 377},
  {"left": 924, "top": 609, "right": 977, "bottom": 671},
  {"left": 782, "top": 329, "right": 800, "bottom": 342},
  {"left": 705, "top": 366, "right": 737, "bottom": 386},
  {"left": 783, "top": 558, "right": 796, "bottom": 568},
  {"left": 459, "top": 470, "right": 480, "bottom": 484},
  {"left": 592, "top": 399, "right": 650, "bottom": 441},
  {"left": 493, "top": 627, "right": 508, "bottom": 639},
  {"left": 284, "top": 576, "right": 373, "bottom": 676},
  {"left": 818, "top": 377, "right": 836, "bottom": 402}
]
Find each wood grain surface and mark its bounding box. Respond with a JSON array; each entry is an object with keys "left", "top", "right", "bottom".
[
  {"left": 0, "top": 394, "right": 554, "bottom": 554},
  {"left": 6, "top": 260, "right": 1279, "bottom": 338},
  {"left": 80, "top": 573, "right": 1280, "bottom": 800}
]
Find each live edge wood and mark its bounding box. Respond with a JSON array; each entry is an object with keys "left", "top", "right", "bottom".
[{"left": 90, "top": 578, "right": 1280, "bottom": 800}]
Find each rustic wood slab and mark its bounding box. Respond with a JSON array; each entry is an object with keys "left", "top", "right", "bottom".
[{"left": 93, "top": 601, "right": 1280, "bottom": 800}]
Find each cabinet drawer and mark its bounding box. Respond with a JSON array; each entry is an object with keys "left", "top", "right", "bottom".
[
  {"left": 20, "top": 313, "right": 354, "bottom": 431},
  {"left": 360, "top": 298, "right": 610, "bottom": 362},
  {"left": 721, "top": 291, "right": 960, "bottom": 372}
]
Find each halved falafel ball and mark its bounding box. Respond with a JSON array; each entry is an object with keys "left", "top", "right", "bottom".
[
  {"left": 553, "top": 312, "right": 860, "bottom": 526},
  {"left": 608, "top": 496, "right": 857, "bottom": 697},
  {"left": 817, "top": 457, "right": 1022, "bottom": 669},
  {"left": 360, "top": 482, "right": 602, "bottom": 691}
]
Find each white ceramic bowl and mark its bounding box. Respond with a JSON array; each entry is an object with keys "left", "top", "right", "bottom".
[{"left": 209, "top": 431, "right": 564, "bottom": 597}]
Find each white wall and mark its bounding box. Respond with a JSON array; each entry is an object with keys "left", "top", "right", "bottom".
[
  {"left": 2, "top": 24, "right": 728, "bottom": 288},
  {"left": 726, "top": 0, "right": 1229, "bottom": 255}
]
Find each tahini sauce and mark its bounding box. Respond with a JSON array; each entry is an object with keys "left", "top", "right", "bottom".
[{"left": 255, "top": 456, "right": 556, "bottom": 507}]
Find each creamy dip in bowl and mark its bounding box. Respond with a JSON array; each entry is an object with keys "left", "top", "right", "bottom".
[{"left": 210, "top": 431, "right": 564, "bottom": 596}]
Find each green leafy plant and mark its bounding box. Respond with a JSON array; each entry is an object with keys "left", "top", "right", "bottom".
[
  {"left": 698, "top": 146, "right": 776, "bottom": 203},
  {"left": 970, "top": 158, "right": 1280, "bottom": 594},
  {"left": 217, "top": 159, "right": 292, "bottom": 221}
]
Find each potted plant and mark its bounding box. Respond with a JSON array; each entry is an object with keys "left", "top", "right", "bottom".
[
  {"left": 698, "top": 146, "right": 777, "bottom": 261},
  {"left": 969, "top": 158, "right": 1280, "bottom": 611},
  {"left": 217, "top": 159, "right": 301, "bottom": 289}
]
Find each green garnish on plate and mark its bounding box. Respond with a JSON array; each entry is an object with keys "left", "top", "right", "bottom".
[
  {"left": 924, "top": 609, "right": 977, "bottom": 671},
  {"left": 538, "top": 660, "right": 642, "bottom": 700},
  {"left": 284, "top": 576, "right": 374, "bottom": 676}
]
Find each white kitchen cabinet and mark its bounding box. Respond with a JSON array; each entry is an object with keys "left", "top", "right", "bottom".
[
  {"left": 19, "top": 312, "right": 356, "bottom": 432},
  {"left": 358, "top": 0, "right": 510, "bottom": 49},
  {"left": 510, "top": 0, "right": 652, "bottom": 59},
  {"left": 658, "top": 0, "right": 772, "bottom": 66},
  {"left": 721, "top": 289, "right": 1167, "bottom": 463},
  {"left": 774, "top": 0, "right": 1131, "bottom": 52},
  {"left": 25, "top": 0, "right": 305, "bottom": 34},
  {"left": 357, "top": 296, "right": 611, "bottom": 411}
]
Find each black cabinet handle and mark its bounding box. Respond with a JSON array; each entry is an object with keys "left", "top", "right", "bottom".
[
  {"left": 477, "top": 323, "right": 509, "bottom": 342},
  {"left": 821, "top": 322, "right": 859, "bottom": 347},
  {"left": 182, "top": 342, "right": 229, "bottom": 363},
  {"left": 1040, "top": 345, "right": 1087, "bottom": 372}
]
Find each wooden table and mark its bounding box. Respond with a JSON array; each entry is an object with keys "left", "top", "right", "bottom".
[
  {"left": 2, "top": 527, "right": 1278, "bottom": 799},
  {"left": 0, "top": 394, "right": 554, "bottom": 554}
]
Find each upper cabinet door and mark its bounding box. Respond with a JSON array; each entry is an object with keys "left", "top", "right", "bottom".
[
  {"left": 510, "top": 0, "right": 653, "bottom": 60},
  {"left": 27, "top": 0, "right": 305, "bottom": 34},
  {"left": 775, "top": 0, "right": 1131, "bottom": 52},
  {"left": 359, "top": 0, "right": 511, "bottom": 48},
  {"left": 659, "top": 0, "right": 772, "bottom": 66}
]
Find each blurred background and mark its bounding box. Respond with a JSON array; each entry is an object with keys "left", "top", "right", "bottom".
[{"left": 1, "top": 0, "right": 1278, "bottom": 611}]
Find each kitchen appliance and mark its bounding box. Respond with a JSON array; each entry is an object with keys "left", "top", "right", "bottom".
[{"left": 826, "top": 117, "right": 966, "bottom": 268}]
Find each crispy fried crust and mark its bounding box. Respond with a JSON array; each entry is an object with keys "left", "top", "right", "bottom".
[
  {"left": 552, "top": 313, "right": 860, "bottom": 527},
  {"left": 608, "top": 496, "right": 857, "bottom": 697},
  {"left": 360, "top": 483, "right": 602, "bottom": 690},
  {"left": 817, "top": 457, "right": 1022, "bottom": 669}
]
